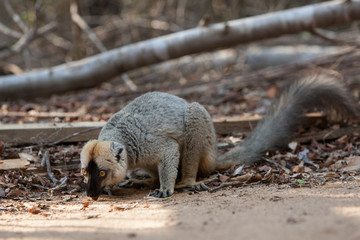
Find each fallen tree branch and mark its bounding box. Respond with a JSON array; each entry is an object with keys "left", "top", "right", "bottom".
[
  {"left": 0, "top": 158, "right": 29, "bottom": 170},
  {"left": 0, "top": 114, "right": 326, "bottom": 145},
  {"left": 1, "top": 0, "right": 360, "bottom": 98},
  {"left": 129, "top": 45, "right": 344, "bottom": 87},
  {"left": 170, "top": 46, "right": 357, "bottom": 98},
  {"left": 0, "top": 122, "right": 104, "bottom": 145}
]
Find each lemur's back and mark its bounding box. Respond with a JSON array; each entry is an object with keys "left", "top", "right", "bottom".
[{"left": 99, "top": 91, "right": 188, "bottom": 144}]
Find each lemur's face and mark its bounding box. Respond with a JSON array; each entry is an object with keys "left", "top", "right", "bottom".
[{"left": 80, "top": 140, "right": 127, "bottom": 200}]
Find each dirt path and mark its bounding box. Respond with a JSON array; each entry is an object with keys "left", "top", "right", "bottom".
[{"left": 1, "top": 182, "right": 360, "bottom": 240}]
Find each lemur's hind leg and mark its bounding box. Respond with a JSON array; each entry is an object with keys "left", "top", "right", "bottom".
[{"left": 175, "top": 102, "right": 216, "bottom": 191}]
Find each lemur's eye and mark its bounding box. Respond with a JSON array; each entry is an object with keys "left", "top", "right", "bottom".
[
  {"left": 99, "top": 170, "right": 106, "bottom": 177},
  {"left": 82, "top": 169, "right": 87, "bottom": 176}
]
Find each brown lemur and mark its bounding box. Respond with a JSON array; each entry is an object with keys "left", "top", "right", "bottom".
[{"left": 80, "top": 74, "right": 357, "bottom": 200}]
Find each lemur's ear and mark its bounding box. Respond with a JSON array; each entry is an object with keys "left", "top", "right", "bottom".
[{"left": 110, "top": 142, "right": 124, "bottom": 159}]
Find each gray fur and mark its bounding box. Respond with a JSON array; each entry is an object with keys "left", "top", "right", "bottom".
[
  {"left": 110, "top": 142, "right": 124, "bottom": 159},
  {"left": 96, "top": 92, "right": 215, "bottom": 197},
  {"left": 81, "top": 74, "right": 357, "bottom": 198},
  {"left": 217, "top": 73, "right": 357, "bottom": 168}
]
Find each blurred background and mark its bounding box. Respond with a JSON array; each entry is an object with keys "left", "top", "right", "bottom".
[{"left": 0, "top": 0, "right": 359, "bottom": 121}]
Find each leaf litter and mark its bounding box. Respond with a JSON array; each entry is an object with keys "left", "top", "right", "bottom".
[
  {"left": 1, "top": 130, "right": 359, "bottom": 210},
  {"left": 0, "top": 63, "right": 359, "bottom": 217}
]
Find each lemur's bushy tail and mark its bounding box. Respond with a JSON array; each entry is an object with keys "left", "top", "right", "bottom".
[{"left": 216, "top": 73, "right": 358, "bottom": 170}]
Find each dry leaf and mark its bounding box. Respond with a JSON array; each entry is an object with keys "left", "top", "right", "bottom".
[
  {"left": 228, "top": 136, "right": 241, "bottom": 144},
  {"left": 292, "top": 165, "right": 304, "bottom": 173},
  {"left": 258, "top": 165, "right": 272, "bottom": 172},
  {"left": 0, "top": 141, "right": 4, "bottom": 156},
  {"left": 342, "top": 156, "right": 360, "bottom": 172},
  {"left": 263, "top": 169, "right": 274, "bottom": 183},
  {"left": 18, "top": 153, "right": 40, "bottom": 163},
  {"left": 288, "top": 142, "right": 298, "bottom": 151},
  {"left": 114, "top": 206, "right": 126, "bottom": 211},
  {"left": 334, "top": 156, "right": 360, "bottom": 172},
  {"left": 219, "top": 175, "right": 230, "bottom": 182},
  {"left": 29, "top": 208, "right": 41, "bottom": 214},
  {"left": 229, "top": 173, "right": 261, "bottom": 183},
  {"left": 229, "top": 174, "right": 252, "bottom": 183},
  {"left": 113, "top": 202, "right": 139, "bottom": 211},
  {"left": 330, "top": 124, "right": 340, "bottom": 130},
  {"left": 336, "top": 135, "right": 348, "bottom": 144},
  {"left": 266, "top": 85, "right": 278, "bottom": 98},
  {"left": 6, "top": 188, "right": 27, "bottom": 197}
]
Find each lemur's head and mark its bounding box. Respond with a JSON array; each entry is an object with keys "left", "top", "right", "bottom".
[{"left": 80, "top": 140, "right": 127, "bottom": 200}]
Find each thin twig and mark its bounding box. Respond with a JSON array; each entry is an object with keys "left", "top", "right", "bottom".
[
  {"left": 113, "top": 202, "right": 140, "bottom": 211},
  {"left": 122, "top": 73, "right": 138, "bottom": 91},
  {"left": 33, "top": 0, "right": 43, "bottom": 31},
  {"left": 203, "top": 174, "right": 220, "bottom": 185},
  {"left": 68, "top": 186, "right": 82, "bottom": 194},
  {"left": 44, "top": 126, "right": 103, "bottom": 146},
  {"left": 44, "top": 33, "right": 72, "bottom": 50},
  {"left": 41, "top": 151, "right": 58, "bottom": 185},
  {"left": 0, "top": 22, "right": 22, "bottom": 38},
  {"left": 49, "top": 177, "right": 67, "bottom": 191},
  {"left": 70, "top": 0, "right": 107, "bottom": 52},
  {"left": 3, "top": 0, "right": 29, "bottom": 33},
  {"left": 62, "top": 195, "right": 77, "bottom": 202},
  {"left": 0, "top": 22, "right": 56, "bottom": 59},
  {"left": 30, "top": 183, "right": 50, "bottom": 190},
  {"left": 176, "top": 0, "right": 187, "bottom": 27},
  {"left": 208, "top": 181, "right": 246, "bottom": 193},
  {"left": 34, "top": 0, "right": 43, "bottom": 11},
  {"left": 36, "top": 22, "right": 57, "bottom": 35},
  {"left": 310, "top": 28, "right": 360, "bottom": 47},
  {"left": 263, "top": 157, "right": 290, "bottom": 172}
]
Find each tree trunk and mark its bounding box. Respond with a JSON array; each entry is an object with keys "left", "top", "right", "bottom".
[{"left": 1, "top": 0, "right": 360, "bottom": 99}]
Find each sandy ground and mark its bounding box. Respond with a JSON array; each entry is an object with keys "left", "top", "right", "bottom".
[{"left": 1, "top": 182, "right": 360, "bottom": 240}]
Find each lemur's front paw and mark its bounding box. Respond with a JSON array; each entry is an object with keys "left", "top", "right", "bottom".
[
  {"left": 149, "top": 186, "right": 173, "bottom": 198},
  {"left": 103, "top": 186, "right": 113, "bottom": 196}
]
